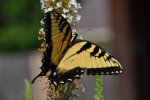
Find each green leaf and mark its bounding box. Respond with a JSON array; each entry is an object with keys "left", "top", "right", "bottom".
[{"left": 24, "top": 79, "right": 33, "bottom": 100}]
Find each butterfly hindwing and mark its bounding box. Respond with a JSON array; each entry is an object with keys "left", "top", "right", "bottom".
[{"left": 49, "top": 40, "right": 122, "bottom": 86}]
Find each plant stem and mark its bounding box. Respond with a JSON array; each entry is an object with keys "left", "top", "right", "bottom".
[{"left": 95, "top": 76, "right": 104, "bottom": 100}]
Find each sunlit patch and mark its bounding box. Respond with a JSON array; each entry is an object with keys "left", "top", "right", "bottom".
[
  {"left": 81, "top": 70, "right": 84, "bottom": 73},
  {"left": 67, "top": 79, "right": 72, "bottom": 81},
  {"left": 104, "top": 55, "right": 107, "bottom": 60},
  {"left": 60, "top": 81, "right": 64, "bottom": 84},
  {"left": 120, "top": 70, "right": 123, "bottom": 73},
  {"left": 75, "top": 75, "right": 79, "bottom": 77},
  {"left": 115, "top": 71, "right": 119, "bottom": 74},
  {"left": 111, "top": 71, "right": 114, "bottom": 74},
  {"left": 53, "top": 82, "right": 57, "bottom": 86},
  {"left": 105, "top": 53, "right": 109, "bottom": 57},
  {"left": 80, "top": 75, "right": 83, "bottom": 78}
]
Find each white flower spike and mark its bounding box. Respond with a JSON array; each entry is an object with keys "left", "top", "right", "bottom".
[{"left": 56, "top": 2, "right": 62, "bottom": 8}]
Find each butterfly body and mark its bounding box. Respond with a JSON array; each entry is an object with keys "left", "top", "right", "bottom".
[{"left": 32, "top": 11, "right": 123, "bottom": 88}]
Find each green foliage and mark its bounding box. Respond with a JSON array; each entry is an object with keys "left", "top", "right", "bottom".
[
  {"left": 95, "top": 76, "right": 104, "bottom": 100},
  {"left": 0, "top": 0, "right": 42, "bottom": 52},
  {"left": 24, "top": 79, "right": 33, "bottom": 100}
]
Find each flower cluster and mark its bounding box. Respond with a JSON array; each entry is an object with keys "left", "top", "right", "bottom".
[
  {"left": 47, "top": 80, "right": 86, "bottom": 100},
  {"left": 40, "top": 0, "right": 81, "bottom": 34},
  {"left": 38, "top": 0, "right": 82, "bottom": 52},
  {"left": 37, "top": 1, "right": 85, "bottom": 99},
  {"left": 38, "top": 28, "right": 47, "bottom": 52}
]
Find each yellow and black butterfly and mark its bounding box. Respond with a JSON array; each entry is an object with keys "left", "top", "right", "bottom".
[{"left": 32, "top": 11, "right": 123, "bottom": 88}]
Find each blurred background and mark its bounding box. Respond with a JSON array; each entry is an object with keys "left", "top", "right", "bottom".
[{"left": 0, "top": 0, "right": 149, "bottom": 100}]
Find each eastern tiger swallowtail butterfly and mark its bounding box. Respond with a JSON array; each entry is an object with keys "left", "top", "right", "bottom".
[{"left": 32, "top": 11, "right": 123, "bottom": 88}]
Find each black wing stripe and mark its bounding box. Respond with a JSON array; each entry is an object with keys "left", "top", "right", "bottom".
[
  {"left": 44, "top": 13, "right": 52, "bottom": 43},
  {"left": 98, "top": 50, "right": 105, "bottom": 58},
  {"left": 90, "top": 46, "right": 99, "bottom": 56},
  {"left": 62, "top": 25, "right": 70, "bottom": 41},
  {"left": 77, "top": 42, "right": 92, "bottom": 54},
  {"left": 60, "top": 21, "right": 68, "bottom": 32},
  {"left": 106, "top": 54, "right": 112, "bottom": 61},
  {"left": 59, "top": 17, "right": 64, "bottom": 28}
]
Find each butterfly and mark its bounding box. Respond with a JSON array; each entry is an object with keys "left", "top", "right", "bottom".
[{"left": 32, "top": 11, "right": 123, "bottom": 89}]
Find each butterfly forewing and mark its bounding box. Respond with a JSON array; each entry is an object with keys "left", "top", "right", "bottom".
[
  {"left": 46, "top": 12, "right": 72, "bottom": 64},
  {"left": 31, "top": 11, "right": 72, "bottom": 83}
]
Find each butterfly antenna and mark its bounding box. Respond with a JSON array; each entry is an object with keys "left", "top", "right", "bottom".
[{"left": 79, "top": 28, "right": 92, "bottom": 35}]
